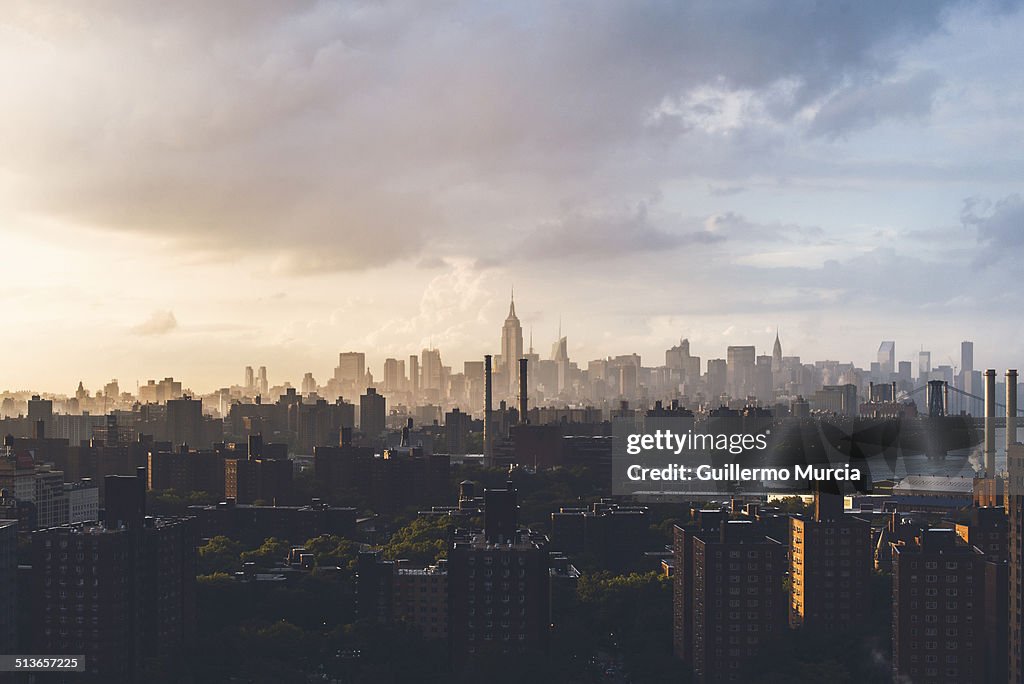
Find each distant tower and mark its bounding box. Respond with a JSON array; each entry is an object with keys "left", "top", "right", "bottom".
[
  {"left": 772, "top": 329, "right": 783, "bottom": 374},
  {"left": 257, "top": 366, "right": 268, "bottom": 396},
  {"left": 878, "top": 341, "right": 895, "bottom": 378},
  {"left": 244, "top": 366, "right": 254, "bottom": 392},
  {"left": 500, "top": 289, "right": 523, "bottom": 398}
]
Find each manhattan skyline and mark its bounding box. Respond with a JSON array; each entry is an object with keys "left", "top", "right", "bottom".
[{"left": 2, "top": 1, "right": 1024, "bottom": 390}]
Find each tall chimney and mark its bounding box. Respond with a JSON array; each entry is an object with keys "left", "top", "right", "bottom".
[
  {"left": 985, "top": 369, "right": 997, "bottom": 476},
  {"left": 1008, "top": 369, "right": 1019, "bottom": 451},
  {"left": 519, "top": 358, "right": 528, "bottom": 425},
  {"left": 484, "top": 355, "right": 493, "bottom": 467}
]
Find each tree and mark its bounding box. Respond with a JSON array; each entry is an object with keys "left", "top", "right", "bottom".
[
  {"left": 380, "top": 515, "right": 457, "bottom": 565},
  {"left": 304, "top": 534, "right": 359, "bottom": 571},
  {"left": 198, "top": 535, "right": 243, "bottom": 575},
  {"left": 240, "top": 537, "right": 292, "bottom": 567}
]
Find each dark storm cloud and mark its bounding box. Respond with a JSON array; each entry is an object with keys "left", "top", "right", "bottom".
[{"left": 0, "top": 0, "right": 972, "bottom": 272}]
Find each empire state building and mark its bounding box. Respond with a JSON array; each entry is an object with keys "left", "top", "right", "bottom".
[{"left": 501, "top": 291, "right": 523, "bottom": 398}]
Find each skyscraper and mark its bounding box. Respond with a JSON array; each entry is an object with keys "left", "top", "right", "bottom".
[
  {"left": 409, "top": 354, "right": 420, "bottom": 399},
  {"left": 257, "top": 366, "right": 268, "bottom": 396},
  {"left": 551, "top": 333, "right": 569, "bottom": 395},
  {"left": 420, "top": 348, "right": 443, "bottom": 394},
  {"left": 383, "top": 358, "right": 404, "bottom": 393},
  {"left": 878, "top": 341, "right": 895, "bottom": 378},
  {"left": 918, "top": 350, "right": 931, "bottom": 380},
  {"left": 726, "top": 346, "right": 756, "bottom": 399},
  {"left": 501, "top": 291, "right": 523, "bottom": 398},
  {"left": 335, "top": 352, "right": 366, "bottom": 390},
  {"left": 244, "top": 366, "right": 254, "bottom": 392},
  {"left": 962, "top": 341, "right": 974, "bottom": 375},
  {"left": 772, "top": 330, "right": 783, "bottom": 373},
  {"left": 360, "top": 387, "right": 386, "bottom": 440}
]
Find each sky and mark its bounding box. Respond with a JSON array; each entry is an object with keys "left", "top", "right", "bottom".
[{"left": 1, "top": 0, "right": 1024, "bottom": 393}]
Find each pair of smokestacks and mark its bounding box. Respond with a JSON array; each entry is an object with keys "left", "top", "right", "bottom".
[
  {"left": 983, "top": 368, "right": 1018, "bottom": 477},
  {"left": 483, "top": 355, "right": 528, "bottom": 466}
]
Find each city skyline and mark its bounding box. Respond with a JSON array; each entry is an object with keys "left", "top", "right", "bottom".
[
  {"left": 2, "top": 2, "right": 1024, "bottom": 389},
  {"left": 0, "top": 302, "right": 997, "bottom": 399}
]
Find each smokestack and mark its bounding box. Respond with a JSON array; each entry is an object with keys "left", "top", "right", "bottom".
[
  {"left": 484, "top": 355, "right": 493, "bottom": 466},
  {"left": 519, "top": 357, "right": 528, "bottom": 425},
  {"left": 985, "top": 369, "right": 997, "bottom": 476},
  {"left": 1008, "top": 369, "right": 1019, "bottom": 451},
  {"left": 400, "top": 417, "right": 413, "bottom": 448}
]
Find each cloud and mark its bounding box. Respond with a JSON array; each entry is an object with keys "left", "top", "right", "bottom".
[
  {"left": 807, "top": 71, "right": 944, "bottom": 138},
  {"left": 962, "top": 194, "right": 1024, "bottom": 267},
  {"left": 132, "top": 310, "right": 178, "bottom": 336},
  {"left": 0, "top": 0, "right": 970, "bottom": 273}
]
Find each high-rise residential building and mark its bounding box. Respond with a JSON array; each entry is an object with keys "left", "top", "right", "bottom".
[
  {"left": 244, "top": 366, "right": 254, "bottom": 392},
  {"left": 878, "top": 341, "right": 895, "bottom": 378},
  {"left": 1009, "top": 442, "right": 1024, "bottom": 682},
  {"left": 674, "top": 510, "right": 725, "bottom": 665},
  {"left": 726, "top": 346, "right": 756, "bottom": 399},
  {"left": 356, "top": 550, "right": 449, "bottom": 640},
  {"left": 790, "top": 488, "right": 872, "bottom": 631},
  {"left": 673, "top": 518, "right": 787, "bottom": 683},
  {"left": 0, "top": 520, "right": 15, "bottom": 655},
  {"left": 500, "top": 292, "right": 523, "bottom": 399},
  {"left": 445, "top": 408, "right": 472, "bottom": 455},
  {"left": 892, "top": 528, "right": 985, "bottom": 684},
  {"left": 27, "top": 395, "right": 53, "bottom": 436},
  {"left": 448, "top": 485, "right": 550, "bottom": 670},
  {"left": 30, "top": 472, "right": 197, "bottom": 683},
  {"left": 166, "top": 396, "right": 203, "bottom": 448},
  {"left": 360, "top": 388, "right": 386, "bottom": 440}
]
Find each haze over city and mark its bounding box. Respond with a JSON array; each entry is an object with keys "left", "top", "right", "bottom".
[{"left": 2, "top": 1, "right": 1024, "bottom": 392}]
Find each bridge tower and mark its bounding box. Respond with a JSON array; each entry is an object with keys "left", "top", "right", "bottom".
[{"left": 926, "top": 380, "right": 947, "bottom": 417}]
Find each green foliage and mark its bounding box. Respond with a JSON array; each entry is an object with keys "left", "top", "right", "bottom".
[
  {"left": 197, "top": 572, "right": 234, "bottom": 586},
  {"left": 303, "top": 534, "right": 359, "bottom": 570},
  {"left": 198, "top": 535, "right": 243, "bottom": 575},
  {"left": 380, "top": 515, "right": 457, "bottom": 565},
  {"left": 240, "top": 537, "right": 291, "bottom": 567},
  {"left": 773, "top": 495, "right": 812, "bottom": 514},
  {"left": 147, "top": 488, "right": 220, "bottom": 516}
]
